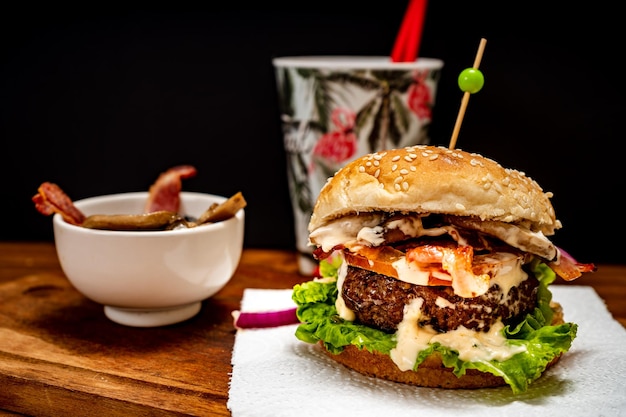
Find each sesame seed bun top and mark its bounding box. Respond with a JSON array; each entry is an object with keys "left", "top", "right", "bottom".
[{"left": 308, "top": 145, "right": 560, "bottom": 236}]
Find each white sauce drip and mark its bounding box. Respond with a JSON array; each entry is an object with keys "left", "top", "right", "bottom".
[
  {"left": 315, "top": 215, "right": 535, "bottom": 370},
  {"left": 391, "top": 257, "right": 433, "bottom": 285},
  {"left": 435, "top": 296, "right": 455, "bottom": 309},
  {"left": 390, "top": 298, "right": 527, "bottom": 371},
  {"left": 390, "top": 297, "right": 428, "bottom": 370},
  {"left": 310, "top": 214, "right": 555, "bottom": 259},
  {"left": 487, "top": 253, "right": 528, "bottom": 295},
  {"left": 310, "top": 214, "right": 383, "bottom": 252},
  {"left": 432, "top": 322, "right": 526, "bottom": 362},
  {"left": 336, "top": 251, "right": 529, "bottom": 370},
  {"left": 390, "top": 251, "right": 526, "bottom": 296},
  {"left": 334, "top": 258, "right": 355, "bottom": 321}
]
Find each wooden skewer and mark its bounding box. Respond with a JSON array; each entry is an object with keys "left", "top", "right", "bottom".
[
  {"left": 449, "top": 38, "right": 487, "bottom": 150},
  {"left": 472, "top": 37, "right": 487, "bottom": 69}
]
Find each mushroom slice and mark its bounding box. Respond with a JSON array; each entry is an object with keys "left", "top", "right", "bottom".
[
  {"left": 197, "top": 192, "right": 247, "bottom": 224},
  {"left": 81, "top": 211, "right": 184, "bottom": 231}
]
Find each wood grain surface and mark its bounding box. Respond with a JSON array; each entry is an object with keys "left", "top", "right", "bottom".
[
  {"left": 0, "top": 242, "right": 623, "bottom": 416},
  {"left": 0, "top": 242, "right": 306, "bottom": 416}
]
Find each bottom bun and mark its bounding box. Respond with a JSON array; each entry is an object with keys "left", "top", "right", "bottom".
[
  {"left": 320, "top": 344, "right": 512, "bottom": 389},
  {"left": 320, "top": 302, "right": 565, "bottom": 389}
]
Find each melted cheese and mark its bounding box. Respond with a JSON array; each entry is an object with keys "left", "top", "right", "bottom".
[
  {"left": 332, "top": 250, "right": 529, "bottom": 370},
  {"left": 435, "top": 296, "right": 455, "bottom": 309},
  {"left": 487, "top": 253, "right": 528, "bottom": 295},
  {"left": 432, "top": 322, "right": 526, "bottom": 362},
  {"left": 334, "top": 259, "right": 355, "bottom": 321},
  {"left": 311, "top": 214, "right": 556, "bottom": 260},
  {"left": 390, "top": 250, "right": 527, "bottom": 296},
  {"left": 309, "top": 214, "right": 384, "bottom": 252},
  {"left": 321, "top": 218, "right": 533, "bottom": 371},
  {"left": 391, "top": 257, "right": 433, "bottom": 285},
  {"left": 390, "top": 298, "right": 428, "bottom": 370},
  {"left": 356, "top": 225, "right": 385, "bottom": 246},
  {"left": 311, "top": 213, "right": 446, "bottom": 251},
  {"left": 311, "top": 215, "right": 530, "bottom": 298},
  {"left": 383, "top": 216, "right": 425, "bottom": 238},
  {"left": 390, "top": 297, "right": 527, "bottom": 371}
]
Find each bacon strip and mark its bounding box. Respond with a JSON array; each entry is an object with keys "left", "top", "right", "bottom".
[
  {"left": 342, "top": 245, "right": 454, "bottom": 287},
  {"left": 144, "top": 165, "right": 197, "bottom": 213},
  {"left": 32, "top": 182, "right": 86, "bottom": 226},
  {"left": 406, "top": 244, "right": 490, "bottom": 298},
  {"left": 549, "top": 248, "right": 597, "bottom": 281}
]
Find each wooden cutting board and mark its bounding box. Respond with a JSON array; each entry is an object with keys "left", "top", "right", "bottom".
[{"left": 0, "top": 243, "right": 306, "bottom": 416}]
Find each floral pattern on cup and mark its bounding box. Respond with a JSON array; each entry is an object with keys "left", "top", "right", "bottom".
[
  {"left": 312, "top": 108, "right": 358, "bottom": 177},
  {"left": 274, "top": 57, "right": 443, "bottom": 273},
  {"left": 407, "top": 71, "right": 433, "bottom": 120}
]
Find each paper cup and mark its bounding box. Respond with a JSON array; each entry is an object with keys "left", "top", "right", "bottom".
[{"left": 273, "top": 56, "right": 444, "bottom": 275}]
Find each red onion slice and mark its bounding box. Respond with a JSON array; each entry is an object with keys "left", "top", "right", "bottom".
[{"left": 232, "top": 307, "right": 299, "bottom": 329}]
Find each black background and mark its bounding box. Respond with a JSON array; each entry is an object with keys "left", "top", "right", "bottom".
[{"left": 1, "top": 3, "right": 622, "bottom": 265}]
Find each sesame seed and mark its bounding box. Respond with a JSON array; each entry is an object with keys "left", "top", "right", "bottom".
[
  {"left": 374, "top": 168, "right": 380, "bottom": 178},
  {"left": 394, "top": 183, "right": 401, "bottom": 191},
  {"left": 410, "top": 166, "right": 416, "bottom": 171},
  {"left": 392, "top": 155, "right": 401, "bottom": 162},
  {"left": 373, "top": 154, "right": 382, "bottom": 160},
  {"left": 402, "top": 181, "right": 409, "bottom": 191},
  {"left": 455, "top": 203, "right": 466, "bottom": 210},
  {"left": 428, "top": 154, "right": 439, "bottom": 161},
  {"left": 359, "top": 166, "right": 365, "bottom": 172},
  {"left": 374, "top": 160, "right": 380, "bottom": 166},
  {"left": 392, "top": 164, "right": 398, "bottom": 171},
  {"left": 366, "top": 161, "right": 372, "bottom": 167},
  {"left": 394, "top": 176, "right": 403, "bottom": 183},
  {"left": 400, "top": 169, "right": 409, "bottom": 175}
]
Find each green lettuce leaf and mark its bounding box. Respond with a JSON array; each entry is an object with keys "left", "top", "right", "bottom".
[{"left": 291, "top": 258, "right": 576, "bottom": 394}]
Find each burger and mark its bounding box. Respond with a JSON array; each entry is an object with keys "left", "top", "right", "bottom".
[{"left": 292, "top": 145, "right": 595, "bottom": 394}]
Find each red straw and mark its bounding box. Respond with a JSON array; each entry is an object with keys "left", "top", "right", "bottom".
[{"left": 390, "top": 0, "right": 428, "bottom": 62}]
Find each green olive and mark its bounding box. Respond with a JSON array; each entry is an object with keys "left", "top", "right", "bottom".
[{"left": 458, "top": 68, "right": 484, "bottom": 94}]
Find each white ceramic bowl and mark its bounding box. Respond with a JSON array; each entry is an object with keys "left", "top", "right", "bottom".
[{"left": 53, "top": 191, "right": 245, "bottom": 327}]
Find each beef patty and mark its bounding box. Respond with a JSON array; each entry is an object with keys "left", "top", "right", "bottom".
[{"left": 341, "top": 266, "right": 539, "bottom": 333}]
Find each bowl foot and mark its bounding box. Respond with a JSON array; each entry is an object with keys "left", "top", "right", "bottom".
[{"left": 104, "top": 302, "right": 202, "bottom": 327}]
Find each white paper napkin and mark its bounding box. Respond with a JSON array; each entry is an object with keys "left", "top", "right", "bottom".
[{"left": 228, "top": 286, "right": 626, "bottom": 417}]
